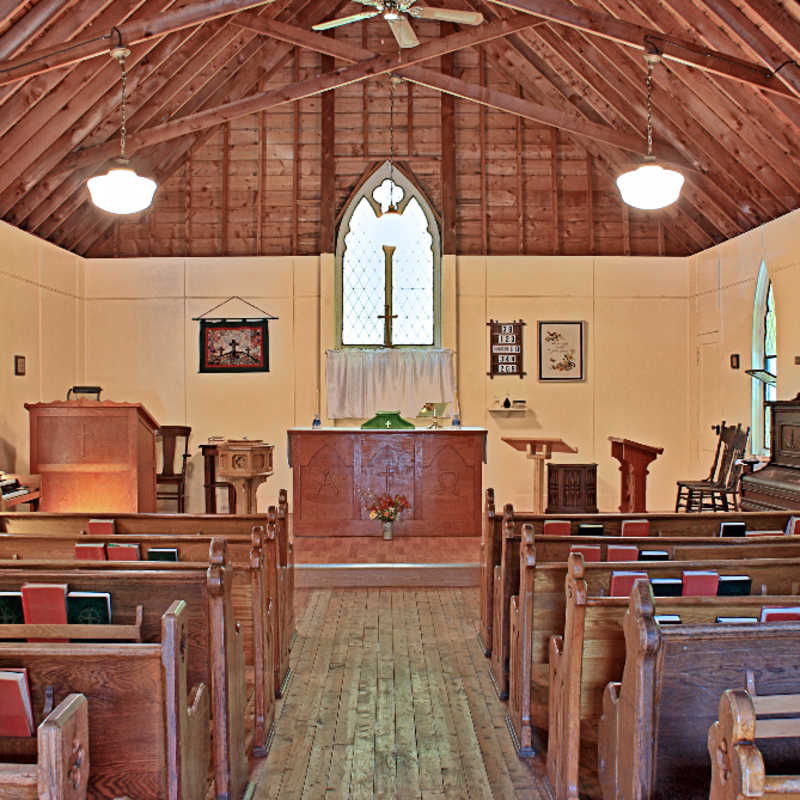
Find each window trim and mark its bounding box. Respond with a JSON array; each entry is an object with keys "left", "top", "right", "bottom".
[{"left": 334, "top": 161, "right": 442, "bottom": 349}]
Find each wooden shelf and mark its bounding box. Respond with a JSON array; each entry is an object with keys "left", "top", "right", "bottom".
[{"left": 488, "top": 407, "right": 528, "bottom": 414}]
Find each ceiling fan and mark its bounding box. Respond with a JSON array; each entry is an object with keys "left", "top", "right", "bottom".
[{"left": 312, "top": 0, "right": 484, "bottom": 48}]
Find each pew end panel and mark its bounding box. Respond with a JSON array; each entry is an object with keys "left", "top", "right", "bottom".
[
  {"left": 268, "top": 506, "right": 290, "bottom": 699},
  {"left": 598, "top": 682, "right": 621, "bottom": 800}
]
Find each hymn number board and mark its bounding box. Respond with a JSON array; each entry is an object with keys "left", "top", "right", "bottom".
[{"left": 488, "top": 320, "right": 525, "bottom": 378}]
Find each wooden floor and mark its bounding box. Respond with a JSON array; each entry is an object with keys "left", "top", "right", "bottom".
[{"left": 250, "top": 588, "right": 552, "bottom": 799}]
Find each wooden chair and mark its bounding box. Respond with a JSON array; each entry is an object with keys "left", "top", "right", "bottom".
[
  {"left": 156, "top": 426, "right": 191, "bottom": 512},
  {"left": 675, "top": 423, "right": 742, "bottom": 512}
]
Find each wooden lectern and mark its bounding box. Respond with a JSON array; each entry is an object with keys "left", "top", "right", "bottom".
[
  {"left": 214, "top": 440, "right": 274, "bottom": 514},
  {"left": 25, "top": 400, "right": 159, "bottom": 512},
  {"left": 608, "top": 436, "right": 664, "bottom": 513},
  {"left": 501, "top": 437, "right": 578, "bottom": 513}
]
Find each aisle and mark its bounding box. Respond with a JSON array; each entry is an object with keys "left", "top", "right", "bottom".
[{"left": 250, "top": 588, "right": 551, "bottom": 800}]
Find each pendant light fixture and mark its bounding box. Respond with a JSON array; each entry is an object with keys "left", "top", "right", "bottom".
[
  {"left": 382, "top": 75, "right": 401, "bottom": 216},
  {"left": 616, "top": 52, "right": 684, "bottom": 211},
  {"left": 87, "top": 40, "right": 157, "bottom": 215}
]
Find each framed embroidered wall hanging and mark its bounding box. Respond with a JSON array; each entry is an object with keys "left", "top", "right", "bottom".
[{"left": 199, "top": 319, "right": 270, "bottom": 373}]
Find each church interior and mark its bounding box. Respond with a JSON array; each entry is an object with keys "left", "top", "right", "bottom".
[{"left": 1, "top": 0, "right": 800, "bottom": 797}]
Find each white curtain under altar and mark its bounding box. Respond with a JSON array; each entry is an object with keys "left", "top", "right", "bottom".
[{"left": 325, "top": 348, "right": 456, "bottom": 420}]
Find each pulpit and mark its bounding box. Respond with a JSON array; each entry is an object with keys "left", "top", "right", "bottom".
[
  {"left": 608, "top": 436, "right": 664, "bottom": 512},
  {"left": 501, "top": 437, "right": 578, "bottom": 513},
  {"left": 214, "top": 439, "right": 274, "bottom": 514},
  {"left": 25, "top": 400, "right": 158, "bottom": 512}
]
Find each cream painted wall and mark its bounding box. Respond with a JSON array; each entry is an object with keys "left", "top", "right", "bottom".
[
  {"left": 0, "top": 221, "right": 84, "bottom": 473},
  {"left": 457, "top": 255, "right": 690, "bottom": 512},
  {"left": 82, "top": 256, "right": 319, "bottom": 513},
  {"left": 687, "top": 208, "right": 800, "bottom": 476}
]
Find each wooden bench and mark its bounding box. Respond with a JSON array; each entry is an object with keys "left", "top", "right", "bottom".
[
  {"left": 0, "top": 504, "right": 294, "bottom": 699},
  {"left": 479, "top": 494, "right": 800, "bottom": 662},
  {"left": 709, "top": 687, "right": 800, "bottom": 800},
  {"left": 0, "top": 693, "right": 89, "bottom": 800},
  {"left": 0, "top": 601, "right": 210, "bottom": 800},
  {"left": 546, "top": 556, "right": 800, "bottom": 800},
  {"left": 0, "top": 539, "right": 249, "bottom": 799},
  {"left": 507, "top": 539, "right": 800, "bottom": 759},
  {"left": 492, "top": 518, "right": 800, "bottom": 700},
  {"left": 598, "top": 582, "right": 800, "bottom": 800}
]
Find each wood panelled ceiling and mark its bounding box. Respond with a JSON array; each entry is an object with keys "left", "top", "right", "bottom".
[{"left": 0, "top": 0, "right": 799, "bottom": 258}]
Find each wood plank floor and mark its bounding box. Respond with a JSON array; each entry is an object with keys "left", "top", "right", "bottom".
[{"left": 250, "top": 588, "right": 552, "bottom": 800}]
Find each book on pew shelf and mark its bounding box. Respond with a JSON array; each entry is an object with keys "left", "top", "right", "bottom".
[
  {"left": 745, "top": 530, "right": 782, "bottom": 537},
  {"left": 21, "top": 583, "right": 68, "bottom": 642},
  {"left": 607, "top": 544, "right": 639, "bottom": 561},
  {"left": 785, "top": 516, "right": 800, "bottom": 536},
  {"left": 106, "top": 542, "right": 141, "bottom": 561},
  {"left": 0, "top": 669, "right": 34, "bottom": 736},
  {"left": 66, "top": 591, "right": 111, "bottom": 625},
  {"left": 570, "top": 544, "right": 602, "bottom": 562},
  {"left": 543, "top": 520, "right": 570, "bottom": 536},
  {"left": 87, "top": 518, "right": 115, "bottom": 536},
  {"left": 717, "top": 575, "right": 752, "bottom": 596},
  {"left": 609, "top": 570, "right": 648, "bottom": 597},
  {"left": 650, "top": 577, "right": 683, "bottom": 597},
  {"left": 719, "top": 521, "right": 747, "bottom": 538},
  {"left": 577, "top": 523, "right": 604, "bottom": 536},
  {"left": 682, "top": 570, "right": 720, "bottom": 596},
  {"left": 759, "top": 606, "right": 800, "bottom": 622},
  {"left": 654, "top": 614, "right": 681, "bottom": 625},
  {"left": 146, "top": 547, "right": 179, "bottom": 562},
  {"left": 74, "top": 542, "right": 107, "bottom": 561},
  {"left": 638, "top": 549, "right": 670, "bottom": 561},
  {"left": 620, "top": 519, "right": 650, "bottom": 537},
  {"left": 0, "top": 591, "right": 23, "bottom": 624},
  {"left": 716, "top": 616, "right": 758, "bottom": 623}
]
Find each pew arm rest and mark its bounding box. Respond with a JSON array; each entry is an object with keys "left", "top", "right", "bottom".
[
  {"left": 182, "top": 682, "right": 211, "bottom": 800},
  {"left": 598, "top": 682, "right": 621, "bottom": 800},
  {"left": 37, "top": 692, "right": 90, "bottom": 800}
]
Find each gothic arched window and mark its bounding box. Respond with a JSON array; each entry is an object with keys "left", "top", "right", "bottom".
[
  {"left": 336, "top": 162, "right": 441, "bottom": 348},
  {"left": 752, "top": 262, "right": 776, "bottom": 454}
]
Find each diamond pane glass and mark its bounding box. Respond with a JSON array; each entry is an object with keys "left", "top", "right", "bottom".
[
  {"left": 765, "top": 283, "right": 776, "bottom": 358},
  {"left": 341, "top": 181, "right": 434, "bottom": 346}
]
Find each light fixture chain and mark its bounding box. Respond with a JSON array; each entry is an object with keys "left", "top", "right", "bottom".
[
  {"left": 646, "top": 58, "right": 653, "bottom": 157},
  {"left": 389, "top": 75, "right": 394, "bottom": 192},
  {"left": 119, "top": 55, "right": 127, "bottom": 157}
]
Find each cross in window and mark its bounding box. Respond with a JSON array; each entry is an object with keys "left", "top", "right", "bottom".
[{"left": 376, "top": 244, "right": 399, "bottom": 347}]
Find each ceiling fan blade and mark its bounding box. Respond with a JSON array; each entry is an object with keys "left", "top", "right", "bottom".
[
  {"left": 409, "top": 6, "right": 484, "bottom": 24},
  {"left": 312, "top": 10, "right": 380, "bottom": 30},
  {"left": 350, "top": 0, "right": 383, "bottom": 7},
  {"left": 386, "top": 15, "right": 420, "bottom": 47}
]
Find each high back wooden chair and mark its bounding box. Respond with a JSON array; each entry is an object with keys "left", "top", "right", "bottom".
[
  {"left": 694, "top": 425, "right": 751, "bottom": 511},
  {"left": 156, "top": 425, "right": 191, "bottom": 512},
  {"left": 675, "top": 422, "right": 739, "bottom": 511}
]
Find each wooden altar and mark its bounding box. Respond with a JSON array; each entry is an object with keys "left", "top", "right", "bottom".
[
  {"left": 287, "top": 428, "right": 487, "bottom": 537},
  {"left": 608, "top": 436, "right": 664, "bottom": 512},
  {"left": 24, "top": 400, "right": 158, "bottom": 512}
]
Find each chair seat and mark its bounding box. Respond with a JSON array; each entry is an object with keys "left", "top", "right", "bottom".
[
  {"left": 677, "top": 480, "right": 722, "bottom": 490},
  {"left": 156, "top": 475, "right": 183, "bottom": 485}
]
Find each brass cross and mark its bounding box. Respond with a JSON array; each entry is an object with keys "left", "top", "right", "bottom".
[{"left": 377, "top": 244, "right": 398, "bottom": 347}]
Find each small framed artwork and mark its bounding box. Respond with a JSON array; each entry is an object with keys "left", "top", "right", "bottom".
[
  {"left": 13, "top": 355, "right": 25, "bottom": 376},
  {"left": 538, "top": 321, "right": 584, "bottom": 381},
  {"left": 199, "top": 320, "right": 270, "bottom": 373}
]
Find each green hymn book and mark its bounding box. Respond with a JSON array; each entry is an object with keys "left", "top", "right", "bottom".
[{"left": 66, "top": 591, "right": 111, "bottom": 625}]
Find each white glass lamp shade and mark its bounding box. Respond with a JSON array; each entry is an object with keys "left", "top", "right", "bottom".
[
  {"left": 88, "top": 165, "right": 157, "bottom": 214},
  {"left": 616, "top": 163, "right": 684, "bottom": 210}
]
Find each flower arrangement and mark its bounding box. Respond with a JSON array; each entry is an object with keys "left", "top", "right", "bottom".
[{"left": 361, "top": 490, "right": 410, "bottom": 523}]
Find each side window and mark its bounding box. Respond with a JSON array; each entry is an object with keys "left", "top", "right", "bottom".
[{"left": 751, "top": 262, "right": 776, "bottom": 454}]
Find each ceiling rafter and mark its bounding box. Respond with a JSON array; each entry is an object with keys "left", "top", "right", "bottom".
[{"left": 0, "top": 0, "right": 80, "bottom": 60}]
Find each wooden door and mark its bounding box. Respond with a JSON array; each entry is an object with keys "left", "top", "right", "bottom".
[{"left": 698, "top": 340, "right": 721, "bottom": 471}]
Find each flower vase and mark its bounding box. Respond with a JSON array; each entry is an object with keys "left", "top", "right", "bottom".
[{"left": 382, "top": 520, "right": 393, "bottom": 540}]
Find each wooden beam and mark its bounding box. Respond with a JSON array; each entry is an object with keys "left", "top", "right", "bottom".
[
  {"left": 221, "top": 121, "right": 229, "bottom": 255},
  {"left": 319, "top": 50, "right": 335, "bottom": 253},
  {"left": 184, "top": 148, "right": 192, "bottom": 256},
  {"left": 550, "top": 127, "right": 558, "bottom": 255},
  {"left": 622, "top": 202, "right": 631, "bottom": 255},
  {"left": 440, "top": 23, "right": 456, "bottom": 254},
  {"left": 515, "top": 83, "right": 524, "bottom": 254},
  {"left": 585, "top": 153, "right": 594, "bottom": 253},
  {"left": 256, "top": 109, "right": 264, "bottom": 255},
  {"left": 0, "top": 0, "right": 77, "bottom": 60},
  {"left": 292, "top": 47, "right": 299, "bottom": 255},
  {"left": 486, "top": 0, "right": 800, "bottom": 99},
  {"left": 479, "top": 47, "right": 488, "bottom": 255},
  {"left": 0, "top": 0, "right": 277, "bottom": 86}
]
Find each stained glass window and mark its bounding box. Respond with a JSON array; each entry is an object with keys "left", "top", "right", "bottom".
[
  {"left": 752, "top": 263, "right": 776, "bottom": 455},
  {"left": 338, "top": 168, "right": 439, "bottom": 348},
  {"left": 763, "top": 282, "right": 776, "bottom": 450}
]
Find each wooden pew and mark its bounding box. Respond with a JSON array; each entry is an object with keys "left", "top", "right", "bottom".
[
  {"left": 598, "top": 582, "right": 800, "bottom": 800},
  {"left": 479, "top": 488, "right": 498, "bottom": 656},
  {"left": 0, "top": 693, "right": 89, "bottom": 800},
  {"left": 278, "top": 487, "right": 295, "bottom": 652},
  {"left": 478, "top": 497, "right": 800, "bottom": 663},
  {"left": 0, "top": 525, "right": 279, "bottom": 750},
  {"left": 493, "top": 519, "right": 800, "bottom": 701},
  {"left": 708, "top": 688, "right": 800, "bottom": 800},
  {"left": 269, "top": 505, "right": 291, "bottom": 699},
  {"left": 546, "top": 555, "right": 800, "bottom": 800},
  {"left": 507, "top": 539, "right": 800, "bottom": 759},
  {"left": 0, "top": 601, "right": 210, "bottom": 800},
  {"left": 0, "top": 540, "right": 249, "bottom": 800}
]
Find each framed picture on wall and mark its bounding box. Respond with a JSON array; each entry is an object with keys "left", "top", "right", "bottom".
[
  {"left": 199, "top": 319, "right": 270, "bottom": 373},
  {"left": 538, "top": 321, "right": 584, "bottom": 381}
]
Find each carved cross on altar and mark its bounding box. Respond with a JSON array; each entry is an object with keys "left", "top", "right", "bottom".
[
  {"left": 376, "top": 462, "right": 395, "bottom": 493},
  {"left": 376, "top": 244, "right": 399, "bottom": 348}
]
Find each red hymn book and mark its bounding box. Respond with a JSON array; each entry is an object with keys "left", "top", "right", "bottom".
[{"left": 21, "top": 583, "right": 68, "bottom": 642}]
